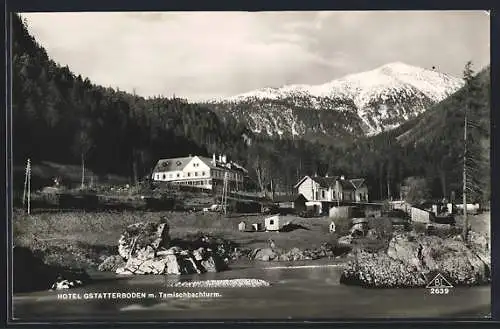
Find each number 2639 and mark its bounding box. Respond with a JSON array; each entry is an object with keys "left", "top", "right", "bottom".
[{"left": 430, "top": 288, "right": 449, "bottom": 294}]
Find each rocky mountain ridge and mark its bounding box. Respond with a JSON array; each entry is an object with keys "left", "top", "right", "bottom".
[{"left": 206, "top": 62, "right": 464, "bottom": 138}]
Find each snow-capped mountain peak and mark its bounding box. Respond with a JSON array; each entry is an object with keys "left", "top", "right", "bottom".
[
  {"left": 308, "top": 62, "right": 464, "bottom": 107},
  {"left": 206, "top": 62, "right": 464, "bottom": 138}
]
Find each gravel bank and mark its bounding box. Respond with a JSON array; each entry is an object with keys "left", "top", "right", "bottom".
[{"left": 168, "top": 279, "right": 271, "bottom": 288}]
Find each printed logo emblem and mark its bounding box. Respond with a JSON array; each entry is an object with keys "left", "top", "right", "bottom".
[{"left": 426, "top": 273, "right": 453, "bottom": 294}]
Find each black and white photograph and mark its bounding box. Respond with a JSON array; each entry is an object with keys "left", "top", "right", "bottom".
[{"left": 10, "top": 10, "right": 491, "bottom": 321}]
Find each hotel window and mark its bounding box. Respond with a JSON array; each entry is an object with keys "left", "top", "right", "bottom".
[
  {"left": 195, "top": 172, "right": 198, "bottom": 176},
  {"left": 202, "top": 171, "right": 205, "bottom": 176},
  {"left": 169, "top": 173, "right": 173, "bottom": 178},
  {"left": 162, "top": 174, "right": 166, "bottom": 180},
  {"left": 187, "top": 172, "right": 191, "bottom": 177},
  {"left": 177, "top": 173, "right": 180, "bottom": 178}
]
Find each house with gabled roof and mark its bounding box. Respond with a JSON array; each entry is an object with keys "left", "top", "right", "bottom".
[
  {"left": 151, "top": 154, "right": 247, "bottom": 191},
  {"left": 294, "top": 174, "right": 369, "bottom": 203}
]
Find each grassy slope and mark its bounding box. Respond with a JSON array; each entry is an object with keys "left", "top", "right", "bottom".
[{"left": 13, "top": 210, "right": 342, "bottom": 270}]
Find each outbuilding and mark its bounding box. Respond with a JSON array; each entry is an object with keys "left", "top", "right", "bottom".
[
  {"left": 329, "top": 221, "right": 336, "bottom": 233},
  {"left": 238, "top": 221, "right": 246, "bottom": 232},
  {"left": 264, "top": 215, "right": 280, "bottom": 231}
]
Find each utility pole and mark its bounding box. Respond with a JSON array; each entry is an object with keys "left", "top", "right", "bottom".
[
  {"left": 462, "top": 91, "right": 469, "bottom": 242},
  {"left": 387, "top": 173, "right": 391, "bottom": 201},
  {"left": 23, "top": 159, "right": 31, "bottom": 215},
  {"left": 81, "top": 152, "right": 85, "bottom": 189},
  {"left": 222, "top": 171, "right": 229, "bottom": 215},
  {"left": 271, "top": 179, "right": 274, "bottom": 202}
]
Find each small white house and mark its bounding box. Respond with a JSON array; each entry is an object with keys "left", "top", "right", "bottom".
[
  {"left": 238, "top": 221, "right": 246, "bottom": 232},
  {"left": 265, "top": 215, "right": 280, "bottom": 231}
]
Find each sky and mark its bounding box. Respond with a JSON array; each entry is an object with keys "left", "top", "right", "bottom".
[{"left": 20, "top": 11, "right": 490, "bottom": 101}]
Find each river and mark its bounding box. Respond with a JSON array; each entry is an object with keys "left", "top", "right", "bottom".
[{"left": 13, "top": 261, "right": 491, "bottom": 321}]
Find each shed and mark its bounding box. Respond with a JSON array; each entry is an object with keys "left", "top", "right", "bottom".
[
  {"left": 264, "top": 215, "right": 280, "bottom": 231},
  {"left": 329, "top": 221, "right": 336, "bottom": 233},
  {"left": 238, "top": 221, "right": 246, "bottom": 232}
]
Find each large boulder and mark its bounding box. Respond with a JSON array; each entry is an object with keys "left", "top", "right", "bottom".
[
  {"left": 113, "top": 245, "right": 225, "bottom": 275},
  {"left": 118, "top": 221, "right": 170, "bottom": 259},
  {"left": 104, "top": 222, "right": 230, "bottom": 276}
]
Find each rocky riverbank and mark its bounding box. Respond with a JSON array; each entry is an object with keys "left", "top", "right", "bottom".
[
  {"left": 340, "top": 231, "right": 490, "bottom": 288},
  {"left": 167, "top": 279, "right": 271, "bottom": 288}
]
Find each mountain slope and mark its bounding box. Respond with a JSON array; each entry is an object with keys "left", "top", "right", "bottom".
[
  {"left": 369, "top": 65, "right": 490, "bottom": 202},
  {"left": 396, "top": 66, "right": 490, "bottom": 147},
  {"left": 207, "top": 62, "right": 464, "bottom": 139}
]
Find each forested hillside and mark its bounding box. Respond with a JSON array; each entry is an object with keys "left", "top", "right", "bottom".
[
  {"left": 12, "top": 14, "right": 490, "bottom": 203},
  {"left": 12, "top": 14, "right": 251, "bottom": 185}
]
